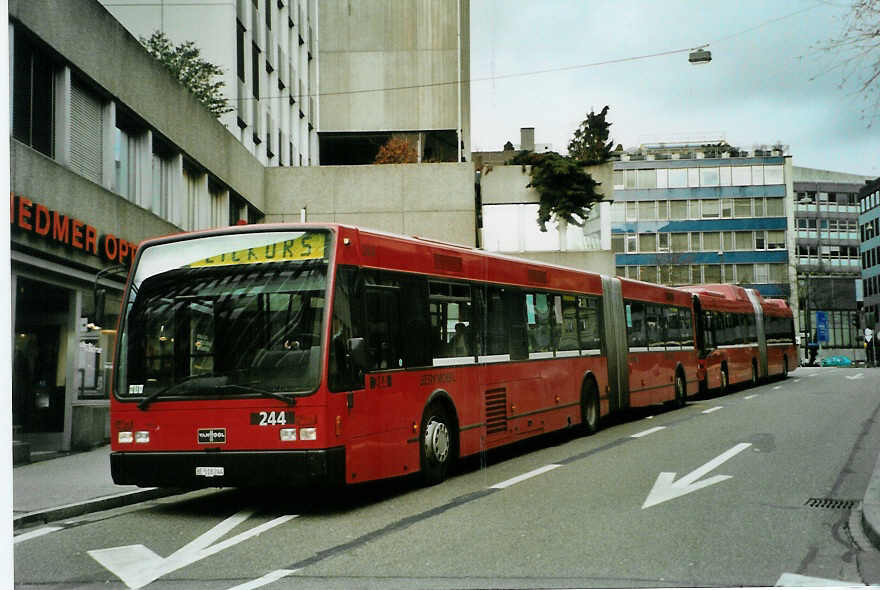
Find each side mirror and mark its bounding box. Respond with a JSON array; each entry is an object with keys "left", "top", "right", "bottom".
[
  {"left": 94, "top": 288, "right": 107, "bottom": 329},
  {"left": 348, "top": 337, "right": 370, "bottom": 370}
]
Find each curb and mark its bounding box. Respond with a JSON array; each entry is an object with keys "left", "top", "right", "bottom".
[
  {"left": 862, "top": 450, "right": 880, "bottom": 551},
  {"left": 13, "top": 487, "right": 182, "bottom": 531}
]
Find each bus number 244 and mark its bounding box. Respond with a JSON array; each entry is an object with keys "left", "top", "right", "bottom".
[{"left": 250, "top": 411, "right": 289, "bottom": 426}]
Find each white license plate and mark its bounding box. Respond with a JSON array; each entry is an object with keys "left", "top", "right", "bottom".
[{"left": 195, "top": 466, "right": 225, "bottom": 477}]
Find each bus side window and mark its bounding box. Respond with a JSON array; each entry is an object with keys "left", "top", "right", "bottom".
[
  {"left": 526, "top": 292, "right": 553, "bottom": 354},
  {"left": 681, "top": 308, "right": 694, "bottom": 347},
  {"left": 399, "top": 276, "right": 431, "bottom": 368},
  {"left": 645, "top": 304, "right": 665, "bottom": 350},
  {"left": 665, "top": 306, "right": 681, "bottom": 348},
  {"left": 627, "top": 301, "right": 646, "bottom": 348},
  {"left": 577, "top": 296, "right": 601, "bottom": 353}
]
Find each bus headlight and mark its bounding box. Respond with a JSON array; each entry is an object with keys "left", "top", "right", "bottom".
[
  {"left": 299, "top": 427, "right": 317, "bottom": 441},
  {"left": 280, "top": 428, "right": 297, "bottom": 441},
  {"left": 118, "top": 431, "right": 134, "bottom": 444},
  {"left": 135, "top": 431, "right": 150, "bottom": 443}
]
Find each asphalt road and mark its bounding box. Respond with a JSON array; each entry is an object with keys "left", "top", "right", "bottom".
[{"left": 14, "top": 366, "right": 880, "bottom": 589}]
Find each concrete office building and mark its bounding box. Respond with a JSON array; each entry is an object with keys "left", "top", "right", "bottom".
[
  {"left": 609, "top": 141, "right": 798, "bottom": 323},
  {"left": 100, "top": 0, "right": 319, "bottom": 167},
  {"left": 318, "top": 0, "right": 471, "bottom": 165},
  {"left": 793, "top": 167, "right": 872, "bottom": 361},
  {"left": 9, "top": 0, "right": 476, "bottom": 460},
  {"left": 859, "top": 177, "right": 880, "bottom": 335}
]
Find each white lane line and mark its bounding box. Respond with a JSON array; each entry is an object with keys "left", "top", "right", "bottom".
[
  {"left": 702, "top": 406, "right": 723, "bottom": 414},
  {"left": 775, "top": 573, "right": 863, "bottom": 586},
  {"left": 745, "top": 394, "right": 759, "bottom": 399},
  {"left": 491, "top": 464, "right": 561, "bottom": 489},
  {"left": 773, "top": 385, "right": 782, "bottom": 389},
  {"left": 847, "top": 373, "right": 865, "bottom": 380},
  {"left": 14, "top": 526, "right": 62, "bottom": 544},
  {"left": 631, "top": 426, "right": 667, "bottom": 438},
  {"left": 793, "top": 378, "right": 801, "bottom": 383},
  {"left": 226, "top": 569, "right": 301, "bottom": 590}
]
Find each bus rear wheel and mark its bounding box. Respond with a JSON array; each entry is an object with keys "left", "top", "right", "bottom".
[
  {"left": 674, "top": 373, "right": 686, "bottom": 408},
  {"left": 581, "top": 380, "right": 600, "bottom": 435},
  {"left": 420, "top": 404, "right": 454, "bottom": 485}
]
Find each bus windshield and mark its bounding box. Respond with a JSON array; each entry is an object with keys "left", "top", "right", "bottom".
[{"left": 115, "top": 230, "right": 329, "bottom": 404}]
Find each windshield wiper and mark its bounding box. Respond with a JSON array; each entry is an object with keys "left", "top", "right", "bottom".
[
  {"left": 138, "top": 376, "right": 298, "bottom": 410},
  {"left": 137, "top": 373, "right": 225, "bottom": 410},
  {"left": 215, "top": 383, "right": 296, "bottom": 406}
]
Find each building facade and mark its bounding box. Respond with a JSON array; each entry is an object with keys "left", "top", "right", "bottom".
[
  {"left": 100, "top": 0, "right": 319, "bottom": 167},
  {"left": 859, "top": 177, "right": 880, "bottom": 335},
  {"left": 318, "top": 0, "right": 471, "bottom": 165},
  {"left": 793, "top": 167, "right": 871, "bottom": 361},
  {"left": 609, "top": 142, "right": 798, "bottom": 323},
  {"left": 10, "top": 0, "right": 267, "bottom": 459}
]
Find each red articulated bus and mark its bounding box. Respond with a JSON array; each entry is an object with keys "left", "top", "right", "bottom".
[
  {"left": 109, "top": 224, "right": 781, "bottom": 489},
  {"left": 682, "top": 284, "right": 797, "bottom": 394}
]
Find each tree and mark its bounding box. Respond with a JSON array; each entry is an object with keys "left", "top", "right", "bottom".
[
  {"left": 567, "top": 105, "right": 614, "bottom": 164},
  {"left": 374, "top": 137, "right": 418, "bottom": 164},
  {"left": 509, "top": 150, "right": 603, "bottom": 232},
  {"left": 507, "top": 106, "right": 614, "bottom": 233},
  {"left": 815, "top": 1, "right": 880, "bottom": 123},
  {"left": 140, "top": 31, "right": 231, "bottom": 118}
]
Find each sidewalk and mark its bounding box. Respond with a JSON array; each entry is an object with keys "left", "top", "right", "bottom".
[{"left": 12, "top": 445, "right": 179, "bottom": 530}]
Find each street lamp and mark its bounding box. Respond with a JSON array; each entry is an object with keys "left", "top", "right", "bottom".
[{"left": 689, "top": 46, "right": 712, "bottom": 65}]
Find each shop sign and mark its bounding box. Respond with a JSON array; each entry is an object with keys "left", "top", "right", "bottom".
[{"left": 10, "top": 193, "right": 138, "bottom": 266}]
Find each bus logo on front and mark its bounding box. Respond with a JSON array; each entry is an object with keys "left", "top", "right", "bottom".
[{"left": 198, "top": 428, "right": 226, "bottom": 444}]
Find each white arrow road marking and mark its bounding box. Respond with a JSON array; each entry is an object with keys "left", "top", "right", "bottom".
[
  {"left": 14, "top": 526, "right": 62, "bottom": 544},
  {"left": 775, "top": 573, "right": 864, "bottom": 586},
  {"left": 491, "top": 464, "right": 561, "bottom": 489},
  {"left": 847, "top": 373, "right": 864, "bottom": 380},
  {"left": 631, "top": 426, "right": 666, "bottom": 438},
  {"left": 88, "top": 510, "right": 297, "bottom": 589},
  {"left": 226, "top": 568, "right": 301, "bottom": 590},
  {"left": 642, "top": 443, "right": 752, "bottom": 509}
]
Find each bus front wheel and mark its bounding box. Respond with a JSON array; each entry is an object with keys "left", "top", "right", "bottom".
[{"left": 420, "top": 404, "right": 454, "bottom": 485}]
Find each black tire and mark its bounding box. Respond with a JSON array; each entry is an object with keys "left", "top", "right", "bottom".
[
  {"left": 674, "top": 372, "right": 686, "bottom": 408},
  {"left": 420, "top": 403, "right": 454, "bottom": 485},
  {"left": 581, "top": 380, "right": 600, "bottom": 435}
]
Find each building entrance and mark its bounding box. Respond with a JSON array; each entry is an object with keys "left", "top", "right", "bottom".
[{"left": 13, "top": 277, "right": 71, "bottom": 448}]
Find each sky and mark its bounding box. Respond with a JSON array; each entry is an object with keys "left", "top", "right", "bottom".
[{"left": 469, "top": 0, "right": 879, "bottom": 177}]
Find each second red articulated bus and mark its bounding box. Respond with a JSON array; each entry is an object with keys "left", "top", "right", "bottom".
[{"left": 109, "top": 224, "right": 796, "bottom": 489}]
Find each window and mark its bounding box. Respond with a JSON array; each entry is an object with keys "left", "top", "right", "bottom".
[
  {"left": 768, "top": 230, "right": 785, "bottom": 249},
  {"left": 704, "top": 264, "right": 721, "bottom": 283},
  {"left": 577, "top": 296, "right": 602, "bottom": 351},
  {"left": 626, "top": 201, "right": 638, "bottom": 221},
  {"left": 645, "top": 304, "right": 665, "bottom": 348},
  {"left": 701, "top": 199, "right": 720, "bottom": 218},
  {"left": 626, "top": 301, "right": 647, "bottom": 348},
  {"left": 755, "top": 232, "right": 766, "bottom": 250},
  {"left": 429, "top": 282, "right": 474, "bottom": 362},
  {"left": 656, "top": 169, "right": 668, "bottom": 189},
  {"left": 751, "top": 166, "right": 764, "bottom": 185},
  {"left": 671, "top": 232, "right": 689, "bottom": 252},
  {"left": 737, "top": 264, "right": 755, "bottom": 283},
  {"left": 668, "top": 168, "right": 687, "bottom": 188},
  {"left": 12, "top": 29, "right": 54, "bottom": 157},
  {"left": 626, "top": 234, "right": 637, "bottom": 252},
  {"left": 766, "top": 198, "right": 785, "bottom": 216},
  {"left": 735, "top": 231, "right": 753, "bottom": 250},
  {"left": 719, "top": 167, "right": 732, "bottom": 186},
  {"left": 702, "top": 232, "right": 720, "bottom": 252},
  {"left": 639, "top": 266, "right": 657, "bottom": 283},
  {"left": 688, "top": 168, "right": 700, "bottom": 187},
  {"left": 611, "top": 234, "right": 624, "bottom": 253},
  {"left": 639, "top": 233, "right": 656, "bottom": 252},
  {"left": 658, "top": 232, "right": 670, "bottom": 251},
  {"left": 689, "top": 200, "right": 701, "bottom": 219},
  {"left": 670, "top": 200, "right": 688, "bottom": 219},
  {"left": 639, "top": 201, "right": 656, "bottom": 220},
  {"left": 764, "top": 165, "right": 784, "bottom": 184},
  {"left": 734, "top": 198, "right": 752, "bottom": 218},
  {"left": 237, "top": 21, "right": 246, "bottom": 82},
  {"left": 721, "top": 199, "right": 733, "bottom": 218},
  {"left": 637, "top": 169, "right": 657, "bottom": 189},
  {"left": 731, "top": 166, "right": 751, "bottom": 186},
  {"left": 554, "top": 295, "right": 580, "bottom": 354},
  {"left": 525, "top": 293, "right": 553, "bottom": 355},
  {"left": 755, "top": 264, "right": 770, "bottom": 283},
  {"left": 754, "top": 198, "right": 765, "bottom": 217},
  {"left": 252, "top": 42, "right": 260, "bottom": 99},
  {"left": 700, "top": 167, "right": 720, "bottom": 187}
]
